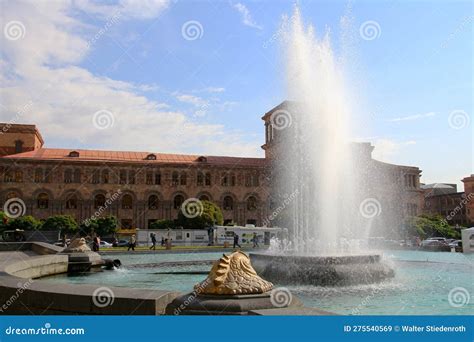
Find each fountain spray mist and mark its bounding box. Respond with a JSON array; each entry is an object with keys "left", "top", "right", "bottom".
[{"left": 272, "top": 7, "right": 368, "bottom": 255}]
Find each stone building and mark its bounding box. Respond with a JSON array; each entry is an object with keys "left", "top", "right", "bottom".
[{"left": 0, "top": 101, "right": 424, "bottom": 234}]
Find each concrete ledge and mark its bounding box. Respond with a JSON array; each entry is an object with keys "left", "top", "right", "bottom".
[
  {"left": 3, "top": 254, "right": 69, "bottom": 279},
  {"left": 0, "top": 275, "right": 179, "bottom": 315},
  {"left": 248, "top": 307, "right": 337, "bottom": 315},
  {"left": 0, "top": 242, "right": 63, "bottom": 254}
]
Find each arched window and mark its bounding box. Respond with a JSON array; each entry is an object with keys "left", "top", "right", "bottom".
[
  {"left": 73, "top": 169, "right": 81, "bottom": 183},
  {"left": 230, "top": 173, "right": 236, "bottom": 186},
  {"left": 64, "top": 169, "right": 73, "bottom": 183},
  {"left": 223, "top": 196, "right": 234, "bottom": 210},
  {"left": 128, "top": 170, "right": 136, "bottom": 184},
  {"left": 119, "top": 170, "right": 127, "bottom": 184},
  {"left": 252, "top": 174, "right": 259, "bottom": 186},
  {"left": 148, "top": 195, "right": 158, "bottom": 210},
  {"left": 173, "top": 195, "right": 184, "bottom": 209},
  {"left": 6, "top": 192, "right": 18, "bottom": 200},
  {"left": 180, "top": 172, "right": 187, "bottom": 185},
  {"left": 122, "top": 194, "right": 133, "bottom": 209},
  {"left": 15, "top": 170, "right": 23, "bottom": 182},
  {"left": 94, "top": 194, "right": 106, "bottom": 209},
  {"left": 14, "top": 140, "right": 23, "bottom": 153},
  {"left": 146, "top": 171, "right": 153, "bottom": 185},
  {"left": 172, "top": 171, "right": 179, "bottom": 186},
  {"left": 155, "top": 171, "right": 161, "bottom": 185},
  {"left": 197, "top": 172, "right": 204, "bottom": 186},
  {"left": 102, "top": 170, "right": 109, "bottom": 184},
  {"left": 245, "top": 174, "right": 252, "bottom": 187},
  {"left": 199, "top": 195, "right": 210, "bottom": 202},
  {"left": 66, "top": 194, "right": 78, "bottom": 209},
  {"left": 221, "top": 173, "right": 229, "bottom": 186},
  {"left": 3, "top": 171, "right": 13, "bottom": 183},
  {"left": 205, "top": 172, "right": 211, "bottom": 186},
  {"left": 34, "top": 169, "right": 43, "bottom": 183},
  {"left": 91, "top": 169, "right": 100, "bottom": 184},
  {"left": 247, "top": 196, "right": 257, "bottom": 211},
  {"left": 37, "top": 193, "right": 49, "bottom": 209}
]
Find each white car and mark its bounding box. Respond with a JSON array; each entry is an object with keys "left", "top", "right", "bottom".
[{"left": 99, "top": 241, "right": 113, "bottom": 248}]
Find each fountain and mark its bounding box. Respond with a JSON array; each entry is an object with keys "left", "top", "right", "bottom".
[{"left": 250, "top": 7, "right": 394, "bottom": 285}]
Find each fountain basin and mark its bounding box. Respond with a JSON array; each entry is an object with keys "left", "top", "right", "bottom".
[{"left": 250, "top": 253, "right": 394, "bottom": 286}]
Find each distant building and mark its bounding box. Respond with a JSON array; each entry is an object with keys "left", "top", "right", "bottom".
[
  {"left": 1, "top": 102, "right": 424, "bottom": 234},
  {"left": 422, "top": 180, "right": 474, "bottom": 226}
]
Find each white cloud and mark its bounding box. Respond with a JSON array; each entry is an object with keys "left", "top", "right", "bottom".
[
  {"left": 372, "top": 139, "right": 416, "bottom": 162},
  {"left": 232, "top": 3, "right": 262, "bottom": 30},
  {"left": 387, "top": 111, "right": 436, "bottom": 122},
  {"left": 202, "top": 86, "right": 225, "bottom": 93},
  {"left": 74, "top": 0, "right": 170, "bottom": 20},
  {"left": 0, "top": 1, "right": 262, "bottom": 157},
  {"left": 175, "top": 93, "right": 209, "bottom": 107}
]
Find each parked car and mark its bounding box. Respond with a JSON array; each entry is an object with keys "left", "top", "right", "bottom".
[
  {"left": 421, "top": 238, "right": 447, "bottom": 246},
  {"left": 113, "top": 239, "right": 129, "bottom": 247},
  {"left": 99, "top": 241, "right": 113, "bottom": 248},
  {"left": 420, "top": 239, "right": 450, "bottom": 252}
]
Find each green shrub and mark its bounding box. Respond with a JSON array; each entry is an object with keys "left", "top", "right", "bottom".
[{"left": 176, "top": 200, "right": 223, "bottom": 229}]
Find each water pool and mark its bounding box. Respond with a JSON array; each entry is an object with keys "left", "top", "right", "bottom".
[{"left": 41, "top": 250, "right": 473, "bottom": 315}]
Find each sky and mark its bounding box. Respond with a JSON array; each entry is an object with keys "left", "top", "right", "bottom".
[{"left": 0, "top": 0, "right": 472, "bottom": 189}]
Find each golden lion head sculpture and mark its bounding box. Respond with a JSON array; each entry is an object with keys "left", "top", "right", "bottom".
[{"left": 194, "top": 250, "right": 273, "bottom": 295}]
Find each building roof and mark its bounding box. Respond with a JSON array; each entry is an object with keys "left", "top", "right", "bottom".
[{"left": 0, "top": 148, "right": 266, "bottom": 167}]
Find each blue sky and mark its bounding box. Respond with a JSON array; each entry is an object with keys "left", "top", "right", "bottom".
[{"left": 0, "top": 0, "right": 472, "bottom": 189}]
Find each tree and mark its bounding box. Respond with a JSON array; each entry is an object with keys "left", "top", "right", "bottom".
[
  {"left": 176, "top": 200, "right": 223, "bottom": 229},
  {"left": 150, "top": 219, "right": 176, "bottom": 230},
  {"left": 7, "top": 215, "right": 41, "bottom": 231},
  {"left": 406, "top": 214, "right": 460, "bottom": 239},
  {"left": 80, "top": 216, "right": 118, "bottom": 237},
  {"left": 41, "top": 215, "right": 78, "bottom": 233},
  {"left": 0, "top": 211, "right": 9, "bottom": 233}
]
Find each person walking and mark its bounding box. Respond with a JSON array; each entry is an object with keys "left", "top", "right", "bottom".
[
  {"left": 128, "top": 235, "right": 136, "bottom": 251},
  {"left": 92, "top": 235, "right": 100, "bottom": 252},
  {"left": 150, "top": 233, "right": 157, "bottom": 250},
  {"left": 252, "top": 232, "right": 259, "bottom": 248},
  {"left": 233, "top": 233, "right": 241, "bottom": 249},
  {"left": 161, "top": 237, "right": 165, "bottom": 247}
]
